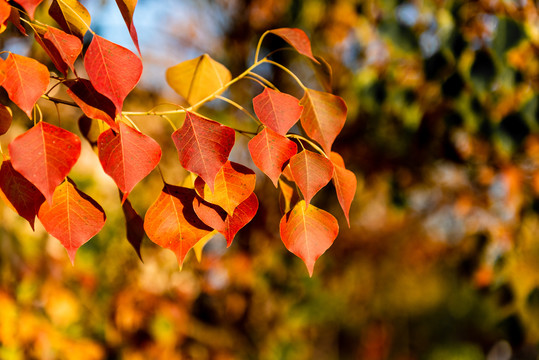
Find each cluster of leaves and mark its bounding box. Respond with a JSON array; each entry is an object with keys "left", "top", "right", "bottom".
[{"left": 0, "top": 0, "right": 355, "bottom": 276}]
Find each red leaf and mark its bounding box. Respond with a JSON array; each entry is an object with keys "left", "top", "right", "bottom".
[
  {"left": 9, "top": 122, "right": 81, "bottom": 203},
  {"left": 38, "top": 180, "right": 106, "bottom": 264},
  {"left": 194, "top": 192, "right": 258, "bottom": 247},
  {"left": 300, "top": 88, "right": 347, "bottom": 154},
  {"left": 289, "top": 150, "right": 333, "bottom": 207},
  {"left": 12, "top": 0, "right": 44, "bottom": 20},
  {"left": 65, "top": 79, "right": 117, "bottom": 130},
  {"left": 115, "top": 0, "right": 140, "bottom": 54},
  {"left": 0, "top": 0, "right": 10, "bottom": 25},
  {"left": 34, "top": 25, "right": 82, "bottom": 75},
  {"left": 171, "top": 111, "right": 235, "bottom": 191},
  {"left": 248, "top": 127, "right": 297, "bottom": 187},
  {"left": 0, "top": 160, "right": 45, "bottom": 230},
  {"left": 0, "top": 104, "right": 12, "bottom": 135},
  {"left": 120, "top": 190, "right": 144, "bottom": 261},
  {"left": 2, "top": 53, "right": 49, "bottom": 117},
  {"left": 144, "top": 184, "right": 212, "bottom": 267},
  {"left": 8, "top": 7, "right": 27, "bottom": 36},
  {"left": 280, "top": 200, "right": 338, "bottom": 276},
  {"left": 269, "top": 28, "right": 319, "bottom": 63},
  {"left": 98, "top": 121, "right": 161, "bottom": 201},
  {"left": 84, "top": 35, "right": 142, "bottom": 114},
  {"left": 330, "top": 152, "right": 356, "bottom": 227},
  {"left": 252, "top": 88, "right": 302, "bottom": 135},
  {"left": 194, "top": 161, "right": 256, "bottom": 215}
]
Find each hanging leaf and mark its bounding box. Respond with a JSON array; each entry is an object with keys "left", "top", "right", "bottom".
[
  {"left": 193, "top": 193, "right": 258, "bottom": 247},
  {"left": 269, "top": 28, "right": 319, "bottom": 63},
  {"left": 114, "top": 0, "right": 140, "bottom": 54},
  {"left": 248, "top": 127, "right": 297, "bottom": 187},
  {"left": 171, "top": 111, "right": 235, "bottom": 191},
  {"left": 289, "top": 150, "right": 333, "bottom": 207},
  {"left": 9, "top": 122, "right": 81, "bottom": 203},
  {"left": 49, "top": 0, "right": 91, "bottom": 39},
  {"left": 84, "top": 35, "right": 142, "bottom": 114},
  {"left": 252, "top": 88, "right": 302, "bottom": 135},
  {"left": 120, "top": 190, "right": 144, "bottom": 261},
  {"left": 38, "top": 180, "right": 106, "bottom": 264},
  {"left": 7, "top": 7, "right": 26, "bottom": 35},
  {"left": 300, "top": 88, "right": 347, "bottom": 154},
  {"left": 193, "top": 231, "right": 217, "bottom": 262},
  {"left": 0, "top": 160, "right": 45, "bottom": 230},
  {"left": 98, "top": 121, "right": 161, "bottom": 201},
  {"left": 144, "top": 184, "right": 212, "bottom": 267},
  {"left": 329, "top": 152, "right": 356, "bottom": 227},
  {"left": 34, "top": 25, "right": 82, "bottom": 75},
  {"left": 280, "top": 200, "right": 338, "bottom": 276},
  {"left": 166, "top": 54, "right": 231, "bottom": 106},
  {"left": 278, "top": 178, "right": 299, "bottom": 214},
  {"left": 0, "top": 104, "right": 12, "bottom": 135},
  {"left": 12, "top": 0, "right": 44, "bottom": 20},
  {"left": 65, "top": 79, "right": 117, "bottom": 129},
  {"left": 193, "top": 161, "right": 256, "bottom": 215},
  {"left": 2, "top": 53, "right": 49, "bottom": 118}
]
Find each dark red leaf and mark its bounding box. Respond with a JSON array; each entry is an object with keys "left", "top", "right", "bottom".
[
  {"left": 65, "top": 79, "right": 117, "bottom": 130},
  {"left": 289, "top": 150, "right": 333, "bottom": 207},
  {"left": 0, "top": 104, "right": 12, "bottom": 135},
  {"left": 269, "top": 28, "right": 319, "bottom": 63},
  {"left": 114, "top": 0, "right": 140, "bottom": 54},
  {"left": 120, "top": 190, "right": 144, "bottom": 261},
  {"left": 12, "top": 0, "right": 44, "bottom": 20},
  {"left": 252, "top": 88, "right": 302, "bottom": 135},
  {"left": 8, "top": 7, "right": 27, "bottom": 36}
]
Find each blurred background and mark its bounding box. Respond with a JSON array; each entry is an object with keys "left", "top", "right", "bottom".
[{"left": 2, "top": 0, "right": 539, "bottom": 359}]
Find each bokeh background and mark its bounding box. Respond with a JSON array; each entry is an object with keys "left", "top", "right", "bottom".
[{"left": 2, "top": 0, "right": 539, "bottom": 358}]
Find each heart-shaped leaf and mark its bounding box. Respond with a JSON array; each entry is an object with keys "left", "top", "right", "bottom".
[
  {"left": 0, "top": 159, "right": 45, "bottom": 230},
  {"left": 84, "top": 34, "right": 142, "bottom": 114},
  {"left": 98, "top": 121, "right": 161, "bottom": 201},
  {"left": 65, "top": 79, "right": 117, "bottom": 129},
  {"left": 12, "top": 0, "right": 44, "bottom": 20},
  {"left": 194, "top": 161, "right": 256, "bottom": 215},
  {"left": 249, "top": 127, "right": 297, "bottom": 187},
  {"left": 166, "top": 54, "right": 231, "bottom": 106},
  {"left": 252, "top": 88, "right": 303, "bottom": 135},
  {"left": 115, "top": 0, "right": 140, "bottom": 54},
  {"left": 171, "top": 111, "right": 235, "bottom": 191},
  {"left": 34, "top": 25, "right": 82, "bottom": 75},
  {"left": 300, "top": 88, "right": 347, "bottom": 154},
  {"left": 9, "top": 121, "right": 81, "bottom": 203},
  {"left": 269, "top": 28, "right": 319, "bottom": 63},
  {"left": 49, "top": 0, "right": 91, "bottom": 39},
  {"left": 144, "top": 184, "right": 212, "bottom": 267},
  {"left": 2, "top": 53, "right": 49, "bottom": 117},
  {"left": 330, "top": 152, "right": 356, "bottom": 227},
  {"left": 0, "top": 104, "right": 12, "bottom": 135},
  {"left": 120, "top": 190, "right": 144, "bottom": 261},
  {"left": 289, "top": 150, "right": 333, "bottom": 207},
  {"left": 280, "top": 200, "right": 338, "bottom": 276},
  {"left": 38, "top": 180, "right": 106, "bottom": 264}
]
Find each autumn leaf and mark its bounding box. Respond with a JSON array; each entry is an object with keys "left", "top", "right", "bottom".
[
  {"left": 248, "top": 127, "right": 297, "bottom": 187},
  {"left": 0, "top": 0, "right": 10, "bottom": 25},
  {"left": 38, "top": 180, "right": 106, "bottom": 264},
  {"left": 1, "top": 53, "right": 49, "bottom": 118},
  {"left": 166, "top": 54, "right": 231, "bottom": 106},
  {"left": 7, "top": 7, "right": 27, "bottom": 36},
  {"left": 278, "top": 178, "right": 299, "bottom": 214},
  {"left": 34, "top": 25, "right": 82, "bottom": 75},
  {"left": 12, "top": 0, "right": 44, "bottom": 20},
  {"left": 120, "top": 190, "right": 144, "bottom": 261},
  {"left": 115, "top": 0, "right": 140, "bottom": 54},
  {"left": 0, "top": 104, "right": 12, "bottom": 135},
  {"left": 192, "top": 231, "right": 217, "bottom": 262},
  {"left": 269, "top": 28, "right": 319, "bottom": 63},
  {"left": 65, "top": 79, "right": 117, "bottom": 129},
  {"left": 144, "top": 185, "right": 212, "bottom": 267},
  {"left": 84, "top": 34, "right": 142, "bottom": 114},
  {"left": 193, "top": 161, "right": 256, "bottom": 215},
  {"left": 252, "top": 88, "right": 303, "bottom": 135},
  {"left": 98, "top": 122, "right": 161, "bottom": 201},
  {"left": 49, "top": 0, "right": 91, "bottom": 39},
  {"left": 289, "top": 150, "right": 333, "bottom": 207},
  {"left": 9, "top": 122, "right": 81, "bottom": 203},
  {"left": 280, "top": 200, "right": 338, "bottom": 276},
  {"left": 300, "top": 88, "right": 347, "bottom": 154},
  {"left": 330, "top": 152, "right": 356, "bottom": 227},
  {"left": 171, "top": 111, "right": 235, "bottom": 191}
]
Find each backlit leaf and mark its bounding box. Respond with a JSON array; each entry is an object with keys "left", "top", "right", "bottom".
[
  {"left": 289, "top": 150, "right": 333, "bottom": 207},
  {"left": 166, "top": 54, "right": 231, "bottom": 106},
  {"left": 248, "top": 127, "right": 297, "bottom": 187},
  {"left": 0, "top": 0, "right": 10, "bottom": 25},
  {"left": 252, "top": 88, "right": 302, "bottom": 135},
  {"left": 269, "top": 28, "right": 319, "bottom": 63},
  {"left": 65, "top": 79, "right": 117, "bottom": 130},
  {"left": 171, "top": 111, "right": 235, "bottom": 191},
  {"left": 0, "top": 104, "right": 12, "bottom": 135},
  {"left": 49, "top": 0, "right": 91, "bottom": 39},
  {"left": 2, "top": 53, "right": 49, "bottom": 118},
  {"left": 115, "top": 0, "right": 140, "bottom": 54},
  {"left": 330, "top": 152, "right": 356, "bottom": 227},
  {"left": 38, "top": 180, "right": 106, "bottom": 264},
  {"left": 279, "top": 200, "right": 338, "bottom": 276},
  {"left": 193, "top": 193, "right": 258, "bottom": 247},
  {"left": 84, "top": 34, "right": 142, "bottom": 114},
  {"left": 278, "top": 178, "right": 299, "bottom": 214},
  {"left": 120, "top": 190, "right": 144, "bottom": 261},
  {"left": 0, "top": 160, "right": 45, "bottom": 230},
  {"left": 98, "top": 122, "right": 161, "bottom": 201},
  {"left": 144, "top": 185, "right": 212, "bottom": 267},
  {"left": 193, "top": 231, "right": 217, "bottom": 262},
  {"left": 34, "top": 25, "right": 82, "bottom": 75},
  {"left": 194, "top": 161, "right": 256, "bottom": 215},
  {"left": 13, "top": 0, "right": 44, "bottom": 20},
  {"left": 9, "top": 121, "right": 81, "bottom": 203},
  {"left": 300, "top": 88, "right": 347, "bottom": 154}
]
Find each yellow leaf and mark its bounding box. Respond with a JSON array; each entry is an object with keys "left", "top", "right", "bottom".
[
  {"left": 49, "top": 0, "right": 91, "bottom": 39},
  {"left": 193, "top": 230, "right": 217, "bottom": 262}
]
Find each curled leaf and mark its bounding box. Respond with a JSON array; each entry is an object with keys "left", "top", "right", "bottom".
[
  {"left": 269, "top": 28, "right": 319, "bottom": 63},
  {"left": 115, "top": 0, "right": 140, "bottom": 54},
  {"left": 0, "top": 104, "right": 12, "bottom": 135},
  {"left": 49, "top": 0, "right": 91, "bottom": 39},
  {"left": 34, "top": 25, "right": 82, "bottom": 75},
  {"left": 65, "top": 79, "right": 117, "bottom": 129}
]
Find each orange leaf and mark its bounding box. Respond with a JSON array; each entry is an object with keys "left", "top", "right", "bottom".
[
  {"left": 34, "top": 25, "right": 82, "bottom": 75},
  {"left": 329, "top": 152, "right": 356, "bottom": 227},
  {"left": 269, "top": 28, "right": 319, "bottom": 63},
  {"left": 38, "top": 180, "right": 106, "bottom": 264},
  {"left": 114, "top": 0, "right": 140, "bottom": 54},
  {"left": 252, "top": 88, "right": 302, "bottom": 135},
  {"left": 280, "top": 200, "right": 338, "bottom": 276},
  {"left": 0, "top": 104, "right": 12, "bottom": 135},
  {"left": 289, "top": 150, "right": 333, "bottom": 207},
  {"left": 12, "top": 0, "right": 44, "bottom": 20},
  {"left": 0, "top": 0, "right": 9, "bottom": 25}
]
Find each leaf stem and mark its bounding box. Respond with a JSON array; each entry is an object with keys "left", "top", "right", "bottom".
[
  {"left": 214, "top": 95, "right": 261, "bottom": 125},
  {"left": 262, "top": 59, "right": 307, "bottom": 91},
  {"left": 41, "top": 94, "right": 79, "bottom": 108},
  {"left": 246, "top": 72, "right": 279, "bottom": 90},
  {"left": 254, "top": 30, "right": 270, "bottom": 63},
  {"left": 286, "top": 134, "right": 327, "bottom": 157},
  {"left": 160, "top": 114, "right": 177, "bottom": 131}
]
